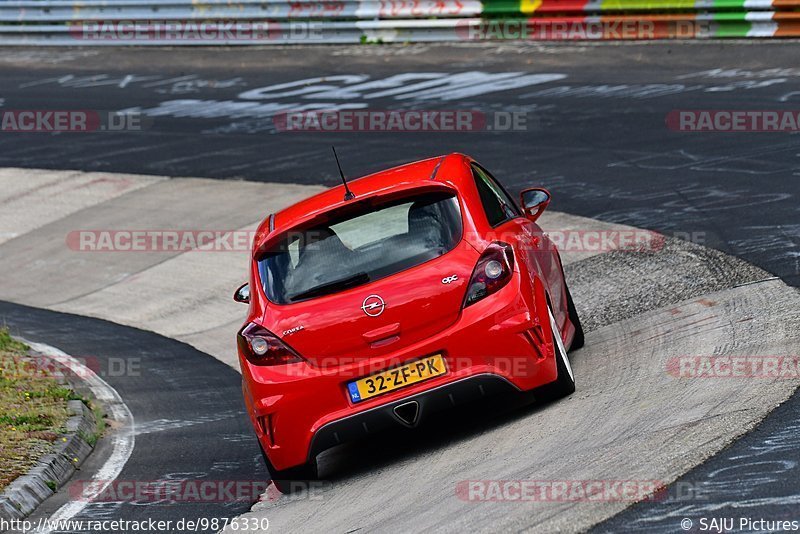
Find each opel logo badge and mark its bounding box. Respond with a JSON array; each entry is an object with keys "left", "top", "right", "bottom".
[{"left": 361, "top": 294, "right": 386, "bottom": 317}]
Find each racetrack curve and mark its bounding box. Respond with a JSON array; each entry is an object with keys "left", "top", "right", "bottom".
[
  {"left": 1, "top": 168, "right": 798, "bottom": 533},
  {"left": 228, "top": 250, "right": 799, "bottom": 533},
  {"left": 0, "top": 42, "right": 799, "bottom": 533},
  {"left": 0, "top": 302, "right": 267, "bottom": 534}
]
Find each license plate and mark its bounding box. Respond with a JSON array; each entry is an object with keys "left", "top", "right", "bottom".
[{"left": 347, "top": 354, "right": 447, "bottom": 403}]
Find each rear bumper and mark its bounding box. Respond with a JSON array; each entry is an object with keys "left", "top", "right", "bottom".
[
  {"left": 241, "top": 276, "right": 560, "bottom": 470},
  {"left": 309, "top": 374, "right": 519, "bottom": 460}
]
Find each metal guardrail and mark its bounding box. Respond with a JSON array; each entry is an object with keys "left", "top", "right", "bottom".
[
  {"left": 0, "top": 0, "right": 798, "bottom": 44},
  {"left": 0, "top": 0, "right": 483, "bottom": 21}
]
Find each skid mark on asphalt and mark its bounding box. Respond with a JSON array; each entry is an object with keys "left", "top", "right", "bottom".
[
  {"left": 608, "top": 144, "right": 800, "bottom": 175},
  {"left": 221, "top": 433, "right": 261, "bottom": 444},
  {"left": 18, "top": 73, "right": 246, "bottom": 94},
  {"left": 132, "top": 413, "right": 241, "bottom": 436}
]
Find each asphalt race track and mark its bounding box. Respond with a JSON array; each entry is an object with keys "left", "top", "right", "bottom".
[
  {"left": 0, "top": 301, "right": 267, "bottom": 533},
  {"left": 0, "top": 43, "right": 798, "bottom": 286},
  {"left": 0, "top": 42, "right": 799, "bottom": 533}
]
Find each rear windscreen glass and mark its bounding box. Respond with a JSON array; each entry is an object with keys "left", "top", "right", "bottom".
[{"left": 258, "top": 192, "right": 462, "bottom": 304}]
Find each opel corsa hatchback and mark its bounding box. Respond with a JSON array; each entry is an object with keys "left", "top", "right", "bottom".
[{"left": 234, "top": 153, "right": 583, "bottom": 492}]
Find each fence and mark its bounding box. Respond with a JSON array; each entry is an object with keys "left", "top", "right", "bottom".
[{"left": 0, "top": 0, "right": 798, "bottom": 44}]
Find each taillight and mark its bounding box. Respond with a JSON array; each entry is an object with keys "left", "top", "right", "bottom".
[
  {"left": 463, "top": 242, "right": 515, "bottom": 308},
  {"left": 237, "top": 323, "right": 303, "bottom": 366}
]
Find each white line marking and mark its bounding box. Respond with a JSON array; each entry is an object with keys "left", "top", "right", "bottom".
[{"left": 23, "top": 340, "right": 135, "bottom": 533}]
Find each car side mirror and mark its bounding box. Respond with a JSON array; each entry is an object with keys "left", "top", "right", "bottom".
[
  {"left": 520, "top": 187, "right": 551, "bottom": 223},
  {"left": 233, "top": 283, "right": 250, "bottom": 304}
]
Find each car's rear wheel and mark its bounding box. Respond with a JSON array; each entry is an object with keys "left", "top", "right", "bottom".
[
  {"left": 259, "top": 443, "right": 318, "bottom": 494},
  {"left": 535, "top": 306, "right": 576, "bottom": 401},
  {"left": 565, "top": 283, "right": 585, "bottom": 351}
]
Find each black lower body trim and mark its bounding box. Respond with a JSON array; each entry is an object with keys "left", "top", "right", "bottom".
[{"left": 308, "top": 374, "right": 519, "bottom": 460}]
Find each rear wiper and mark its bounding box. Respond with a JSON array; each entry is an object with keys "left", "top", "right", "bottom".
[{"left": 290, "top": 272, "right": 370, "bottom": 301}]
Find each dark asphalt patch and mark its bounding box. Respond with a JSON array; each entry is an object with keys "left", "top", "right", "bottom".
[{"left": 565, "top": 236, "right": 771, "bottom": 332}]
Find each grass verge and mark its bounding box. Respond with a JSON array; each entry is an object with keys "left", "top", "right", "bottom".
[{"left": 0, "top": 328, "right": 77, "bottom": 492}]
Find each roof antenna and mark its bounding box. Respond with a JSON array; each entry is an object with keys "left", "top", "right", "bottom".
[{"left": 332, "top": 146, "right": 356, "bottom": 201}]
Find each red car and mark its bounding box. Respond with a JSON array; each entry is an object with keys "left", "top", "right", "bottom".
[{"left": 234, "top": 153, "right": 583, "bottom": 491}]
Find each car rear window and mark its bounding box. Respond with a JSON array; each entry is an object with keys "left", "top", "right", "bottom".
[{"left": 258, "top": 192, "right": 462, "bottom": 304}]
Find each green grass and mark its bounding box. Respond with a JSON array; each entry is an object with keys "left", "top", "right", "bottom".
[
  {"left": 86, "top": 404, "right": 107, "bottom": 447},
  {"left": 0, "top": 328, "right": 72, "bottom": 492},
  {"left": 0, "top": 330, "right": 27, "bottom": 353}
]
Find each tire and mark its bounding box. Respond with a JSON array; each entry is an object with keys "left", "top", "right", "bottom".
[
  {"left": 535, "top": 306, "right": 576, "bottom": 402},
  {"left": 259, "top": 442, "right": 318, "bottom": 494},
  {"left": 565, "top": 283, "right": 585, "bottom": 351}
]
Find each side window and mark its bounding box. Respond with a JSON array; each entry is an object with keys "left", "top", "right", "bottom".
[{"left": 471, "top": 164, "right": 520, "bottom": 226}]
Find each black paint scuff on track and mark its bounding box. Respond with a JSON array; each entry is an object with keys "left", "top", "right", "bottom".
[{"left": 0, "top": 300, "right": 266, "bottom": 533}]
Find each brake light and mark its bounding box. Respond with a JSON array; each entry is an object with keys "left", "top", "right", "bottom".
[
  {"left": 237, "top": 323, "right": 303, "bottom": 366},
  {"left": 463, "top": 242, "right": 515, "bottom": 308}
]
